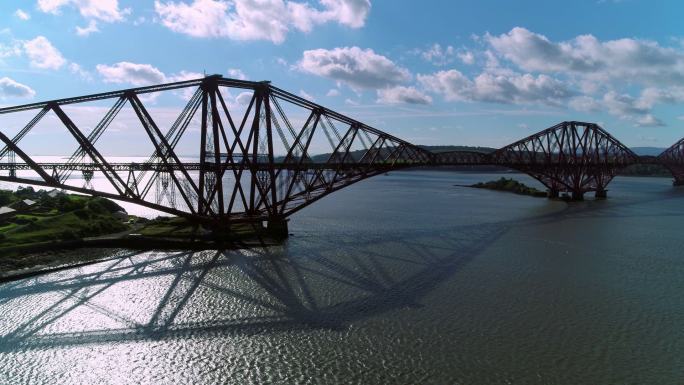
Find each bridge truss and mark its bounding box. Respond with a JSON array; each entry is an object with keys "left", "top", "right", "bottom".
[
  {"left": 491, "top": 121, "right": 639, "bottom": 199},
  {"left": 0, "top": 75, "right": 431, "bottom": 226},
  {"left": 657, "top": 137, "right": 684, "bottom": 186},
  {"left": 3, "top": 76, "right": 684, "bottom": 228}
]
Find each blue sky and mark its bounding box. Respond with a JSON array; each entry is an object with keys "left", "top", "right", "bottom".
[{"left": 1, "top": 0, "right": 684, "bottom": 155}]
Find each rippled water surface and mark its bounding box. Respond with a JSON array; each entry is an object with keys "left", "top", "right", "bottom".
[{"left": 2, "top": 170, "right": 684, "bottom": 384}]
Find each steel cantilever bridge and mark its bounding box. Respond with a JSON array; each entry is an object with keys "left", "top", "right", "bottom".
[{"left": 0, "top": 75, "right": 683, "bottom": 230}]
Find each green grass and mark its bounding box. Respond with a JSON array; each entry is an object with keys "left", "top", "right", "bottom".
[
  {"left": 1, "top": 211, "right": 128, "bottom": 246},
  {"left": 137, "top": 217, "right": 203, "bottom": 238},
  {"left": 0, "top": 190, "right": 129, "bottom": 248}
]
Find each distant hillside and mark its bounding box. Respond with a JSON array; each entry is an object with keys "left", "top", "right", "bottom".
[
  {"left": 418, "top": 145, "right": 497, "bottom": 154},
  {"left": 630, "top": 147, "right": 666, "bottom": 156},
  {"left": 303, "top": 145, "right": 495, "bottom": 163}
]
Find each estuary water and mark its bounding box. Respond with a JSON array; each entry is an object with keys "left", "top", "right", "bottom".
[{"left": 1, "top": 170, "right": 684, "bottom": 384}]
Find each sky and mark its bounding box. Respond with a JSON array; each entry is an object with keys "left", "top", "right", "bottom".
[{"left": 1, "top": 0, "right": 684, "bottom": 155}]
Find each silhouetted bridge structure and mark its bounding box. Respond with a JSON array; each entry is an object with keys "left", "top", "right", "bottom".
[{"left": 1, "top": 75, "right": 683, "bottom": 231}]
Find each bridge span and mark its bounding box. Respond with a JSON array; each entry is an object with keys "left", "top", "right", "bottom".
[{"left": 0, "top": 75, "right": 683, "bottom": 230}]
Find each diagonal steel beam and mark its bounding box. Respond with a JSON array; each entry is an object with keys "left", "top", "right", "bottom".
[
  {"left": 51, "top": 103, "right": 135, "bottom": 197},
  {"left": 127, "top": 93, "right": 199, "bottom": 214},
  {"left": 0, "top": 132, "right": 57, "bottom": 184}
]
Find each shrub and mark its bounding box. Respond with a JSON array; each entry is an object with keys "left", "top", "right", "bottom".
[
  {"left": 88, "top": 197, "right": 124, "bottom": 214},
  {"left": 0, "top": 190, "right": 14, "bottom": 206},
  {"left": 13, "top": 217, "right": 31, "bottom": 225},
  {"left": 56, "top": 195, "right": 85, "bottom": 212},
  {"left": 74, "top": 209, "right": 90, "bottom": 220}
]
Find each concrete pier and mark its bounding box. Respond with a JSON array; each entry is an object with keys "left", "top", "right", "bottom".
[{"left": 266, "top": 218, "right": 289, "bottom": 239}]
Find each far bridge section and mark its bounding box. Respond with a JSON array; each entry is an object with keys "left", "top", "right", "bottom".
[
  {"left": 656, "top": 137, "right": 684, "bottom": 186},
  {"left": 490, "top": 121, "right": 639, "bottom": 200}
]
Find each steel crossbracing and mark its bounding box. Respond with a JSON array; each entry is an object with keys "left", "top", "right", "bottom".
[
  {"left": 657, "top": 138, "right": 684, "bottom": 186},
  {"left": 490, "top": 121, "right": 639, "bottom": 199},
  {"left": 0, "top": 75, "right": 432, "bottom": 226}
]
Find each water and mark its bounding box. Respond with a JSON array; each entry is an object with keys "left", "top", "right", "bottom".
[{"left": 1, "top": 170, "right": 684, "bottom": 384}]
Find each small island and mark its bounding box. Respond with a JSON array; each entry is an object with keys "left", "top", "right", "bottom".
[
  {"left": 0, "top": 187, "right": 286, "bottom": 278},
  {"left": 466, "top": 177, "right": 548, "bottom": 198}
]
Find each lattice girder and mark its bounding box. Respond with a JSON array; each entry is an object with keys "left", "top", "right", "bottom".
[
  {"left": 0, "top": 75, "right": 433, "bottom": 225},
  {"left": 492, "top": 121, "right": 638, "bottom": 197}
]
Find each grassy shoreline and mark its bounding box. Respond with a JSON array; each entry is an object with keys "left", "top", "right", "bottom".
[{"left": 0, "top": 188, "right": 287, "bottom": 280}]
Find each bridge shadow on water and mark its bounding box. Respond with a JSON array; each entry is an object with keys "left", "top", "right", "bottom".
[
  {"left": 2, "top": 185, "right": 684, "bottom": 353},
  {"left": 0, "top": 221, "right": 509, "bottom": 353}
]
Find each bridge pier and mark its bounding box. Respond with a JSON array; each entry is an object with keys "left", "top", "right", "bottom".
[
  {"left": 571, "top": 191, "right": 584, "bottom": 201},
  {"left": 266, "top": 217, "right": 289, "bottom": 239},
  {"left": 595, "top": 189, "right": 607, "bottom": 199},
  {"left": 673, "top": 179, "right": 684, "bottom": 186},
  {"left": 548, "top": 189, "right": 559, "bottom": 199}
]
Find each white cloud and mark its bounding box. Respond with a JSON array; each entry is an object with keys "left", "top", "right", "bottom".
[
  {"left": 154, "top": 0, "right": 371, "bottom": 44},
  {"left": 96, "top": 62, "right": 167, "bottom": 85},
  {"left": 486, "top": 27, "right": 684, "bottom": 86},
  {"left": 69, "top": 63, "right": 92, "bottom": 80},
  {"left": 412, "top": 26, "right": 684, "bottom": 125},
  {"left": 23, "top": 36, "right": 66, "bottom": 70},
  {"left": 76, "top": 20, "right": 100, "bottom": 36},
  {"left": 168, "top": 70, "right": 204, "bottom": 82},
  {"left": 298, "top": 46, "right": 411, "bottom": 89},
  {"left": 326, "top": 88, "right": 340, "bottom": 97},
  {"left": 0, "top": 77, "right": 35, "bottom": 98},
  {"left": 0, "top": 41, "right": 23, "bottom": 59},
  {"left": 37, "top": 0, "right": 130, "bottom": 23},
  {"left": 457, "top": 51, "right": 474, "bottom": 65},
  {"left": 227, "top": 68, "right": 247, "bottom": 80},
  {"left": 418, "top": 69, "right": 573, "bottom": 105},
  {"left": 636, "top": 87, "right": 684, "bottom": 109},
  {"left": 299, "top": 89, "right": 315, "bottom": 101},
  {"left": 568, "top": 95, "right": 601, "bottom": 112},
  {"left": 602, "top": 91, "right": 649, "bottom": 118},
  {"left": 377, "top": 86, "right": 432, "bottom": 105},
  {"left": 14, "top": 9, "right": 30, "bottom": 20},
  {"left": 236, "top": 91, "right": 253, "bottom": 105},
  {"left": 96, "top": 63, "right": 208, "bottom": 90},
  {"left": 317, "top": 0, "right": 371, "bottom": 28},
  {"left": 568, "top": 90, "right": 680, "bottom": 126},
  {"left": 421, "top": 44, "right": 454, "bottom": 66},
  {"left": 636, "top": 114, "right": 665, "bottom": 127},
  {"left": 167, "top": 70, "right": 205, "bottom": 100}
]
